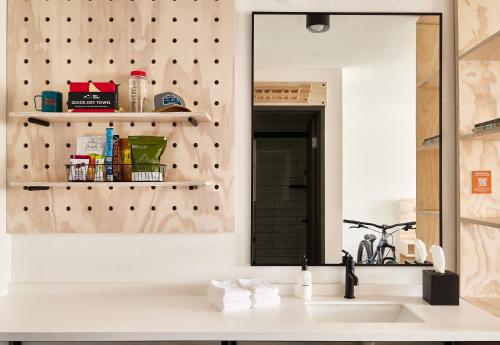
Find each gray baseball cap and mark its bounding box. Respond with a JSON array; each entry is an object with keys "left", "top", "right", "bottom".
[{"left": 154, "top": 92, "right": 191, "bottom": 112}]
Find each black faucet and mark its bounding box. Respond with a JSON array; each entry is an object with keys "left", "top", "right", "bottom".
[{"left": 342, "top": 250, "right": 359, "bottom": 299}]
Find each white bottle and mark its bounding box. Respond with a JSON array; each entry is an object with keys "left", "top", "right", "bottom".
[
  {"left": 129, "top": 70, "right": 148, "bottom": 112},
  {"left": 295, "top": 255, "right": 312, "bottom": 300}
]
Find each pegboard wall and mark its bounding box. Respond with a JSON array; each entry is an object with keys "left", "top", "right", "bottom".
[{"left": 6, "top": 0, "right": 235, "bottom": 233}]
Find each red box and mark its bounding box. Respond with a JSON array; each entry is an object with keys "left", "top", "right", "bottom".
[{"left": 68, "top": 82, "right": 118, "bottom": 112}]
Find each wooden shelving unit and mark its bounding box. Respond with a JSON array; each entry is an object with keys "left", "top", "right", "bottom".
[
  {"left": 415, "top": 15, "right": 440, "bottom": 254},
  {"left": 457, "top": 0, "right": 500, "bottom": 318}
]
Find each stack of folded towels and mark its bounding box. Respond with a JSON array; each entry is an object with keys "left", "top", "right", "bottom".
[{"left": 207, "top": 278, "right": 281, "bottom": 312}]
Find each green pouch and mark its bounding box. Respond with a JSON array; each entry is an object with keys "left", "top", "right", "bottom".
[{"left": 129, "top": 136, "right": 167, "bottom": 173}]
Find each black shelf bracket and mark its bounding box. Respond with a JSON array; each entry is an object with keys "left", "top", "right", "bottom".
[
  {"left": 187, "top": 116, "right": 198, "bottom": 127},
  {"left": 24, "top": 186, "right": 50, "bottom": 191},
  {"left": 27, "top": 117, "right": 50, "bottom": 127}
]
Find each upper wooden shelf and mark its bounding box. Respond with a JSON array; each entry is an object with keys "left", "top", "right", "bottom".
[
  {"left": 9, "top": 111, "right": 212, "bottom": 126},
  {"left": 461, "top": 216, "right": 500, "bottom": 229},
  {"left": 460, "top": 127, "right": 500, "bottom": 141},
  {"left": 459, "top": 30, "right": 500, "bottom": 61}
]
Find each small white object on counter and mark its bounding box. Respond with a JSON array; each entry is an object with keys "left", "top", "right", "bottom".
[
  {"left": 295, "top": 255, "right": 313, "bottom": 300},
  {"left": 237, "top": 279, "right": 281, "bottom": 308},
  {"left": 414, "top": 239, "right": 428, "bottom": 264},
  {"left": 207, "top": 280, "right": 251, "bottom": 312},
  {"left": 430, "top": 245, "right": 445, "bottom": 274}
]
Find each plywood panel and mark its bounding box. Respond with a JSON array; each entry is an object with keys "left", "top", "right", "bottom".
[
  {"left": 416, "top": 87, "right": 439, "bottom": 146},
  {"left": 458, "top": 61, "right": 500, "bottom": 135},
  {"left": 416, "top": 211, "right": 440, "bottom": 254},
  {"left": 416, "top": 150, "right": 439, "bottom": 211},
  {"left": 459, "top": 140, "right": 500, "bottom": 218},
  {"left": 6, "top": 0, "right": 235, "bottom": 233},
  {"left": 416, "top": 22, "right": 439, "bottom": 85},
  {"left": 460, "top": 223, "right": 500, "bottom": 297},
  {"left": 457, "top": 0, "right": 500, "bottom": 55}
]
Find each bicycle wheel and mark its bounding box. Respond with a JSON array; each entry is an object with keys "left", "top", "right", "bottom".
[
  {"left": 383, "top": 257, "right": 397, "bottom": 264},
  {"left": 357, "top": 240, "right": 373, "bottom": 264}
]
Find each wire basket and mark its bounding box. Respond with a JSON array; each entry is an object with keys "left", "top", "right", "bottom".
[{"left": 66, "top": 163, "right": 166, "bottom": 182}]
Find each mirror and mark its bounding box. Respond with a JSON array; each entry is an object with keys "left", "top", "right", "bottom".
[{"left": 252, "top": 13, "right": 441, "bottom": 266}]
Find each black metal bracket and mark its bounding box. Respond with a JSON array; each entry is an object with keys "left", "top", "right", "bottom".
[
  {"left": 24, "top": 186, "right": 50, "bottom": 191},
  {"left": 221, "top": 341, "right": 237, "bottom": 345},
  {"left": 27, "top": 117, "right": 50, "bottom": 127},
  {"left": 9, "top": 341, "right": 22, "bottom": 345},
  {"left": 187, "top": 116, "right": 198, "bottom": 127}
]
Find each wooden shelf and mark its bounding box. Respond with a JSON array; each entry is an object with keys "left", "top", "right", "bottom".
[
  {"left": 417, "top": 144, "right": 439, "bottom": 152},
  {"left": 461, "top": 217, "right": 500, "bottom": 229},
  {"left": 416, "top": 71, "right": 439, "bottom": 88},
  {"left": 459, "top": 30, "right": 500, "bottom": 61},
  {"left": 465, "top": 297, "right": 500, "bottom": 318},
  {"left": 9, "top": 181, "right": 214, "bottom": 189},
  {"left": 460, "top": 127, "right": 500, "bottom": 141},
  {"left": 417, "top": 210, "right": 440, "bottom": 216},
  {"left": 9, "top": 111, "right": 212, "bottom": 126}
]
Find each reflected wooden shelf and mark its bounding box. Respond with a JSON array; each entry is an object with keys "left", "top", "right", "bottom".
[
  {"left": 459, "top": 30, "right": 500, "bottom": 61},
  {"left": 416, "top": 71, "right": 439, "bottom": 88},
  {"left": 460, "top": 127, "right": 500, "bottom": 141},
  {"left": 465, "top": 297, "right": 500, "bottom": 318},
  {"left": 461, "top": 217, "right": 500, "bottom": 229},
  {"left": 9, "top": 111, "right": 212, "bottom": 126},
  {"left": 9, "top": 181, "right": 215, "bottom": 190},
  {"left": 417, "top": 144, "right": 439, "bottom": 152},
  {"left": 417, "top": 210, "right": 440, "bottom": 216}
]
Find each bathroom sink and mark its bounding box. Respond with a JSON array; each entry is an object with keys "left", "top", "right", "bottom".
[{"left": 305, "top": 302, "right": 424, "bottom": 323}]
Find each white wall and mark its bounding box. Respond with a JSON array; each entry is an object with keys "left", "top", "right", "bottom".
[
  {"left": 3, "top": 0, "right": 456, "bottom": 292},
  {"left": 0, "top": 0, "right": 11, "bottom": 297},
  {"left": 341, "top": 20, "right": 417, "bottom": 256},
  {"left": 254, "top": 66, "right": 343, "bottom": 263}
]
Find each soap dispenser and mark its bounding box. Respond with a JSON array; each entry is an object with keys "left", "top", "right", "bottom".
[{"left": 295, "top": 255, "right": 312, "bottom": 300}]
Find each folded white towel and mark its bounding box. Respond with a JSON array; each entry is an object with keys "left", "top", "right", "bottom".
[
  {"left": 237, "top": 279, "right": 280, "bottom": 308},
  {"left": 237, "top": 278, "right": 280, "bottom": 295},
  {"left": 207, "top": 280, "right": 252, "bottom": 312},
  {"left": 253, "top": 294, "right": 281, "bottom": 309}
]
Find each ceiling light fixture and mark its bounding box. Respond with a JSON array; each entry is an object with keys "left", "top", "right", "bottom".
[{"left": 306, "top": 14, "right": 330, "bottom": 33}]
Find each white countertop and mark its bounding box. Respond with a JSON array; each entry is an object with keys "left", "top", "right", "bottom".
[{"left": 0, "top": 294, "right": 499, "bottom": 342}]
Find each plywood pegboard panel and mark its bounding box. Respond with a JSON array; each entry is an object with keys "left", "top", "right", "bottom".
[
  {"left": 458, "top": 61, "right": 500, "bottom": 135},
  {"left": 6, "top": 0, "right": 235, "bottom": 233},
  {"left": 457, "top": 0, "right": 500, "bottom": 56},
  {"left": 460, "top": 223, "right": 500, "bottom": 297}
]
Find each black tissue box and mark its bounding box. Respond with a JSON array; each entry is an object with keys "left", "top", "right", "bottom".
[{"left": 423, "top": 270, "right": 459, "bottom": 305}]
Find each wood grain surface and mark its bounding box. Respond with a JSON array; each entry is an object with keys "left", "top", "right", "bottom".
[{"left": 6, "top": 0, "right": 235, "bottom": 233}]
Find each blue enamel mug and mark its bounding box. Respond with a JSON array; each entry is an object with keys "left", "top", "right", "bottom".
[{"left": 34, "top": 91, "right": 63, "bottom": 112}]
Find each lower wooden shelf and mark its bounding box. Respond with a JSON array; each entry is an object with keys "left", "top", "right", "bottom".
[
  {"left": 417, "top": 210, "right": 440, "bottom": 216},
  {"left": 465, "top": 297, "right": 500, "bottom": 318},
  {"left": 9, "top": 181, "right": 214, "bottom": 189},
  {"left": 461, "top": 217, "right": 500, "bottom": 229}
]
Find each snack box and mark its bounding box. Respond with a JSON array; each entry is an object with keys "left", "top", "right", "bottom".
[{"left": 68, "top": 82, "right": 118, "bottom": 112}]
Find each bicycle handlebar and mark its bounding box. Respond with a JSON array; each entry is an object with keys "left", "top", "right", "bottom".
[{"left": 343, "top": 219, "right": 416, "bottom": 231}]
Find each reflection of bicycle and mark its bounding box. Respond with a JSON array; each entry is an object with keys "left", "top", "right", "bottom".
[{"left": 344, "top": 219, "right": 416, "bottom": 265}]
